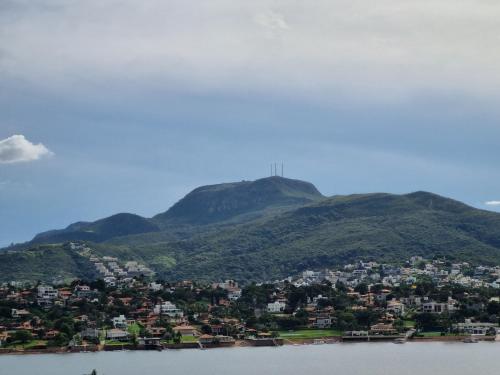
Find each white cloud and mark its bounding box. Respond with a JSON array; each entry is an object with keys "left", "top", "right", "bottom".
[
  {"left": 485, "top": 201, "right": 500, "bottom": 206},
  {"left": 0, "top": 135, "right": 53, "bottom": 164}
]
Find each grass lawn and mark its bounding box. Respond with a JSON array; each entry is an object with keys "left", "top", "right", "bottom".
[
  {"left": 403, "top": 320, "right": 416, "bottom": 328},
  {"left": 181, "top": 335, "right": 199, "bottom": 343},
  {"left": 105, "top": 340, "right": 130, "bottom": 346},
  {"left": 418, "top": 332, "right": 459, "bottom": 337},
  {"left": 5, "top": 340, "right": 48, "bottom": 349},
  {"left": 278, "top": 329, "right": 343, "bottom": 340}
]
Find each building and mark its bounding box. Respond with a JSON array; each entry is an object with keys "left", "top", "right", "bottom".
[
  {"left": 37, "top": 285, "right": 58, "bottom": 307},
  {"left": 386, "top": 299, "right": 405, "bottom": 316},
  {"left": 454, "top": 320, "right": 497, "bottom": 335},
  {"left": 312, "top": 315, "right": 332, "bottom": 329},
  {"left": 267, "top": 301, "right": 286, "bottom": 313},
  {"left": 421, "top": 298, "right": 457, "bottom": 314},
  {"left": 172, "top": 325, "right": 198, "bottom": 336},
  {"left": 370, "top": 323, "right": 397, "bottom": 335},
  {"left": 106, "top": 329, "right": 129, "bottom": 341},
  {"left": 154, "top": 301, "right": 184, "bottom": 318},
  {"left": 112, "top": 315, "right": 128, "bottom": 329}
]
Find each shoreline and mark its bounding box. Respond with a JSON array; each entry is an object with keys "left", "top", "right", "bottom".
[{"left": 1, "top": 336, "right": 497, "bottom": 356}]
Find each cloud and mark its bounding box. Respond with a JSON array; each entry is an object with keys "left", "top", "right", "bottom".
[
  {"left": 0, "top": 135, "right": 53, "bottom": 164},
  {"left": 2, "top": 1, "right": 500, "bottom": 102},
  {"left": 485, "top": 201, "right": 500, "bottom": 206},
  {"left": 255, "top": 10, "right": 289, "bottom": 32}
]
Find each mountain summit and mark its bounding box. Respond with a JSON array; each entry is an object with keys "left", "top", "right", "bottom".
[{"left": 154, "top": 176, "right": 324, "bottom": 225}]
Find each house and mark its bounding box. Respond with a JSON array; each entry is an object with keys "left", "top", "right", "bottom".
[
  {"left": 81, "top": 328, "right": 101, "bottom": 340},
  {"left": 154, "top": 301, "right": 184, "bottom": 318},
  {"left": 149, "top": 282, "right": 163, "bottom": 292},
  {"left": 37, "top": 285, "right": 58, "bottom": 307},
  {"left": 112, "top": 315, "right": 128, "bottom": 329},
  {"left": 138, "top": 337, "right": 161, "bottom": 347},
  {"left": 386, "top": 299, "right": 405, "bottom": 316},
  {"left": 267, "top": 301, "right": 286, "bottom": 313},
  {"left": 210, "top": 324, "right": 225, "bottom": 335},
  {"left": 44, "top": 330, "right": 60, "bottom": 340},
  {"left": 37, "top": 285, "right": 58, "bottom": 299},
  {"left": 74, "top": 285, "right": 94, "bottom": 299},
  {"left": 149, "top": 326, "right": 166, "bottom": 337},
  {"left": 370, "top": 323, "right": 397, "bottom": 335},
  {"left": 199, "top": 334, "right": 215, "bottom": 345},
  {"left": 11, "top": 308, "right": 30, "bottom": 319},
  {"left": 453, "top": 320, "right": 497, "bottom": 335},
  {"left": 312, "top": 315, "right": 332, "bottom": 329},
  {"left": 106, "top": 329, "right": 129, "bottom": 341},
  {"left": 173, "top": 325, "right": 198, "bottom": 336},
  {"left": 421, "top": 298, "right": 457, "bottom": 314}
]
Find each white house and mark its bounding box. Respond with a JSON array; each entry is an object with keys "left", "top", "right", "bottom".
[
  {"left": 267, "top": 301, "right": 286, "bottom": 313},
  {"left": 112, "top": 314, "right": 128, "bottom": 329},
  {"left": 454, "top": 320, "right": 497, "bottom": 335},
  {"left": 154, "top": 301, "right": 184, "bottom": 318},
  {"left": 37, "top": 285, "right": 58, "bottom": 300}
]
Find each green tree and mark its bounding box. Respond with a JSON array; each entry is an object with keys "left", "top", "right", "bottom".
[{"left": 13, "top": 330, "right": 32, "bottom": 344}]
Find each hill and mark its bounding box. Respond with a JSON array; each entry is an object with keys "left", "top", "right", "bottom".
[
  {"left": 32, "top": 213, "right": 160, "bottom": 244},
  {"left": 153, "top": 176, "right": 324, "bottom": 225},
  {"left": 1, "top": 177, "right": 500, "bottom": 283},
  {"left": 131, "top": 191, "right": 500, "bottom": 282},
  {"left": 30, "top": 177, "right": 324, "bottom": 245}
]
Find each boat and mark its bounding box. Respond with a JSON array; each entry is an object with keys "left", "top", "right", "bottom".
[{"left": 393, "top": 338, "right": 406, "bottom": 344}]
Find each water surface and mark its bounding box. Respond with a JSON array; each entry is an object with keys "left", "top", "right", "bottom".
[{"left": 1, "top": 342, "right": 498, "bottom": 375}]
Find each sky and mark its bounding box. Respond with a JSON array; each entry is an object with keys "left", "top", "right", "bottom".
[{"left": 1, "top": 0, "right": 500, "bottom": 246}]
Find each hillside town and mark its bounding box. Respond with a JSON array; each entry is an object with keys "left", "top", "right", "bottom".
[{"left": 1, "top": 251, "right": 499, "bottom": 353}]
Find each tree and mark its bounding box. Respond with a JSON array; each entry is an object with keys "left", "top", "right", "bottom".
[
  {"left": 354, "top": 283, "right": 369, "bottom": 295},
  {"left": 173, "top": 331, "right": 182, "bottom": 344},
  {"left": 13, "top": 330, "right": 32, "bottom": 344}
]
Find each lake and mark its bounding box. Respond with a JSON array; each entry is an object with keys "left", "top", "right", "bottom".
[{"left": 0, "top": 342, "right": 499, "bottom": 375}]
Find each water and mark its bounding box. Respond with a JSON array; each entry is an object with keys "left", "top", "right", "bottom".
[{"left": 0, "top": 342, "right": 499, "bottom": 375}]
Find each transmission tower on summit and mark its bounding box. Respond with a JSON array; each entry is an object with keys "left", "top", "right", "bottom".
[{"left": 270, "top": 162, "right": 284, "bottom": 177}]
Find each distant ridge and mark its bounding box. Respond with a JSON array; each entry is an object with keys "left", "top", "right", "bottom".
[{"left": 32, "top": 213, "right": 160, "bottom": 244}]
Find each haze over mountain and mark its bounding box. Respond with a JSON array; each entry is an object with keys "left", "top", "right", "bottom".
[{"left": 1, "top": 176, "right": 500, "bottom": 283}]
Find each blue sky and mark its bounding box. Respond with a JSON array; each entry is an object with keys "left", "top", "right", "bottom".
[{"left": 1, "top": 1, "right": 500, "bottom": 246}]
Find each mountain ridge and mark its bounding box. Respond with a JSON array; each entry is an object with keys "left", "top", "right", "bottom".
[
  {"left": 1, "top": 177, "right": 500, "bottom": 283},
  {"left": 30, "top": 176, "right": 324, "bottom": 244}
]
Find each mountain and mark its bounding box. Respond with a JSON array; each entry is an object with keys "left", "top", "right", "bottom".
[
  {"left": 31, "top": 177, "right": 323, "bottom": 244},
  {"left": 32, "top": 213, "right": 160, "bottom": 244},
  {"left": 153, "top": 176, "right": 324, "bottom": 225},
  {"left": 132, "top": 191, "right": 500, "bottom": 282},
  {"left": 1, "top": 177, "right": 500, "bottom": 283}
]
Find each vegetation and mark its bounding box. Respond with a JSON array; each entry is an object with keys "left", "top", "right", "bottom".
[{"left": 1, "top": 177, "right": 500, "bottom": 282}]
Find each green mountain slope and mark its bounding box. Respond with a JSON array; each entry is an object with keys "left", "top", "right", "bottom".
[
  {"left": 0, "top": 244, "right": 98, "bottom": 283},
  {"left": 131, "top": 191, "right": 500, "bottom": 281},
  {"left": 1, "top": 177, "right": 500, "bottom": 283}
]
